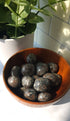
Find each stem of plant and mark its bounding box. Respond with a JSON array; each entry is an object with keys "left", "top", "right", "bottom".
[
  {"left": 5, "top": 4, "right": 18, "bottom": 17},
  {"left": 15, "top": 26, "right": 17, "bottom": 38},
  {"left": 38, "top": 0, "right": 40, "bottom": 8},
  {"left": 36, "top": 0, "right": 66, "bottom": 15}
]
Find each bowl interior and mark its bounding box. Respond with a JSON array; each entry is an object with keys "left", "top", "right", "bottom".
[{"left": 3, "top": 48, "right": 70, "bottom": 106}]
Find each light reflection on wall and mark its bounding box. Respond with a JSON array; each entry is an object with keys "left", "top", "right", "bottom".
[
  {"left": 54, "top": 0, "right": 70, "bottom": 18},
  {"left": 63, "top": 28, "right": 70, "bottom": 36}
]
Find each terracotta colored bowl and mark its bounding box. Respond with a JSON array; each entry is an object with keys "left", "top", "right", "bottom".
[{"left": 3, "top": 48, "right": 70, "bottom": 107}]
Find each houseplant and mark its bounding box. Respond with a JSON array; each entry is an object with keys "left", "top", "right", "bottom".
[{"left": 0, "top": 0, "right": 66, "bottom": 64}]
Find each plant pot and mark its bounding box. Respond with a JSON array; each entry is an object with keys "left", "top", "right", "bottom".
[{"left": 0, "top": 33, "right": 34, "bottom": 65}]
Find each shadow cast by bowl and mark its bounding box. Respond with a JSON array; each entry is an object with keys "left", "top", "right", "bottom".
[{"left": 54, "top": 89, "right": 70, "bottom": 105}]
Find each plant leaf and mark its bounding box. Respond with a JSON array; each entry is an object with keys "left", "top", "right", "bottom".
[
  {"left": 49, "top": 4, "right": 57, "bottom": 11},
  {"left": 10, "top": 1, "right": 17, "bottom": 12},
  {"left": 0, "top": 0, "right": 5, "bottom": 4},
  {"left": 5, "top": 0, "right": 11, "bottom": 5},
  {"left": 27, "top": 0, "right": 37, "bottom": 5},
  {"left": 48, "top": 0, "right": 57, "bottom": 4},
  {"left": 61, "top": 1, "right": 66, "bottom": 11},
  {"left": 12, "top": 0, "right": 30, "bottom": 19},
  {"left": 7, "top": 23, "right": 25, "bottom": 27},
  {"left": 11, "top": 13, "right": 26, "bottom": 26},
  {"left": 0, "top": 6, "right": 11, "bottom": 23},
  {"left": 12, "top": 0, "right": 29, "bottom": 6},
  {"left": 40, "top": 9, "right": 53, "bottom": 16},
  {"left": 20, "top": 23, "right": 36, "bottom": 35},
  {"left": 28, "top": 13, "right": 44, "bottom": 23},
  {"left": 19, "top": 5, "right": 30, "bottom": 19}
]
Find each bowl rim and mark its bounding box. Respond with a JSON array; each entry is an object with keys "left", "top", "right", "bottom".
[{"left": 3, "top": 48, "right": 70, "bottom": 106}]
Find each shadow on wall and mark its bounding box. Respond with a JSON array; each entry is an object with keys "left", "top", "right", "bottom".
[
  {"left": 54, "top": 1, "right": 70, "bottom": 47},
  {"left": 35, "top": 0, "right": 70, "bottom": 64},
  {"left": 54, "top": 89, "right": 70, "bottom": 105},
  {"left": 0, "top": 61, "right": 3, "bottom": 74},
  {"left": 39, "top": 0, "right": 70, "bottom": 43},
  {"left": 54, "top": 1, "right": 70, "bottom": 20},
  {"left": 53, "top": 1, "right": 70, "bottom": 63}
]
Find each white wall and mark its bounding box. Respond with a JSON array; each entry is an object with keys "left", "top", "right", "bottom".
[{"left": 34, "top": 0, "right": 70, "bottom": 64}]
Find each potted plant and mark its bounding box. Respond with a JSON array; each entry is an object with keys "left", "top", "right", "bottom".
[{"left": 0, "top": 0, "right": 66, "bottom": 64}]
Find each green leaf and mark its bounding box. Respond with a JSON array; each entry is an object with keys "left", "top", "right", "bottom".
[
  {"left": 61, "top": 1, "right": 66, "bottom": 11},
  {"left": 48, "top": 0, "right": 57, "bottom": 4},
  {"left": 5, "top": 0, "right": 11, "bottom": 5},
  {"left": 27, "top": 0, "right": 37, "bottom": 5},
  {"left": 7, "top": 24, "right": 16, "bottom": 27},
  {"left": 28, "top": 13, "right": 44, "bottom": 24},
  {"left": 5, "top": 23, "right": 36, "bottom": 38},
  {"left": 11, "top": 13, "right": 26, "bottom": 26},
  {"left": 10, "top": 2, "right": 17, "bottom": 12},
  {"left": 7, "top": 23, "right": 25, "bottom": 27},
  {"left": 0, "top": 0, "right": 5, "bottom": 4},
  {"left": 20, "top": 23, "right": 36, "bottom": 35},
  {"left": 0, "top": 23, "right": 7, "bottom": 38},
  {"left": 40, "top": 9, "right": 53, "bottom": 16},
  {"left": 30, "top": 4, "right": 39, "bottom": 11},
  {"left": 0, "top": 6, "right": 11, "bottom": 23},
  {"left": 19, "top": 5, "right": 30, "bottom": 19},
  {"left": 5, "top": 0, "right": 11, "bottom": 7},
  {"left": 31, "top": 6, "right": 53, "bottom": 16},
  {"left": 12, "top": 0, "right": 30, "bottom": 19},
  {"left": 49, "top": 4, "right": 56, "bottom": 11},
  {"left": 12, "top": 0, "right": 29, "bottom": 6}
]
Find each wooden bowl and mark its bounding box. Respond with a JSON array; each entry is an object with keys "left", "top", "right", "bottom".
[{"left": 3, "top": 48, "right": 70, "bottom": 107}]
